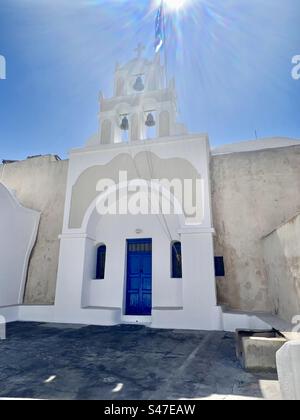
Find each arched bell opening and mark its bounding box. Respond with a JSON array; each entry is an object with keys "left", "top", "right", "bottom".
[
  {"left": 119, "top": 113, "right": 130, "bottom": 143},
  {"left": 133, "top": 74, "right": 145, "bottom": 92},
  {"left": 144, "top": 110, "right": 157, "bottom": 140}
]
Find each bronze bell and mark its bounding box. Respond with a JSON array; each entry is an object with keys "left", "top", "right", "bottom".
[
  {"left": 120, "top": 115, "right": 129, "bottom": 131},
  {"left": 133, "top": 76, "right": 144, "bottom": 92},
  {"left": 145, "top": 112, "right": 156, "bottom": 127}
]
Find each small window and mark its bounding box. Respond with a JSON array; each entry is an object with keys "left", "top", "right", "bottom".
[
  {"left": 96, "top": 245, "right": 106, "bottom": 280},
  {"left": 215, "top": 257, "right": 225, "bottom": 277},
  {"left": 171, "top": 241, "right": 182, "bottom": 279}
]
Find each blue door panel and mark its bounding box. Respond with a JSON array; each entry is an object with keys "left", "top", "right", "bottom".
[
  {"left": 128, "top": 276, "right": 140, "bottom": 291},
  {"left": 129, "top": 255, "right": 140, "bottom": 274},
  {"left": 126, "top": 239, "right": 152, "bottom": 316},
  {"left": 142, "top": 276, "right": 151, "bottom": 291},
  {"left": 142, "top": 255, "right": 151, "bottom": 275},
  {"left": 129, "top": 293, "right": 139, "bottom": 312},
  {"left": 142, "top": 293, "right": 151, "bottom": 313}
]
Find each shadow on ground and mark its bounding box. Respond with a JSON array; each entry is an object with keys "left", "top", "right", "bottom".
[{"left": 0, "top": 322, "right": 281, "bottom": 400}]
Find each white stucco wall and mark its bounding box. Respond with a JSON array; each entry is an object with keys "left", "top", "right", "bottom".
[
  {"left": 212, "top": 137, "right": 300, "bottom": 155},
  {"left": 85, "top": 213, "right": 183, "bottom": 310},
  {"left": 0, "top": 183, "right": 40, "bottom": 306},
  {"left": 262, "top": 214, "right": 300, "bottom": 323}
]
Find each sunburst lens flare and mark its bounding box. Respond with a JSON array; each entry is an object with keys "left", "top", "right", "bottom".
[{"left": 163, "top": 0, "right": 188, "bottom": 12}]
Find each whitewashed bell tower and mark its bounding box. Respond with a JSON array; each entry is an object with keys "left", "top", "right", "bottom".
[
  {"left": 98, "top": 44, "right": 187, "bottom": 145},
  {"left": 55, "top": 43, "right": 222, "bottom": 332}
]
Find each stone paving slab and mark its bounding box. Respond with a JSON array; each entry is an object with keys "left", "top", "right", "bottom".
[{"left": 0, "top": 322, "right": 281, "bottom": 400}]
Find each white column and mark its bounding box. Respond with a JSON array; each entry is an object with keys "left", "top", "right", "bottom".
[
  {"left": 180, "top": 228, "right": 222, "bottom": 330},
  {"left": 55, "top": 233, "right": 92, "bottom": 322}
]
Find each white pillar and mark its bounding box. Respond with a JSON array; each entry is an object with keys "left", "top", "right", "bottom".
[
  {"left": 180, "top": 228, "right": 222, "bottom": 330},
  {"left": 55, "top": 234, "right": 92, "bottom": 322}
]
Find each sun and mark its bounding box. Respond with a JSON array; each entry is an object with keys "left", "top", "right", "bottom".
[
  {"left": 163, "top": 0, "right": 189, "bottom": 12},
  {"left": 152, "top": 0, "right": 190, "bottom": 13}
]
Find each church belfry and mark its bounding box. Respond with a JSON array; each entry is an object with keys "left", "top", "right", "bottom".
[{"left": 98, "top": 45, "right": 187, "bottom": 145}]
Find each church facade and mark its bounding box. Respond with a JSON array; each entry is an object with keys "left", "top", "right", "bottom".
[
  {"left": 55, "top": 50, "right": 222, "bottom": 330},
  {"left": 1, "top": 48, "right": 300, "bottom": 332}
]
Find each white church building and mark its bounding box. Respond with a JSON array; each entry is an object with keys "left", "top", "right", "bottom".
[
  {"left": 1, "top": 47, "right": 300, "bottom": 333},
  {"left": 55, "top": 48, "right": 221, "bottom": 330}
]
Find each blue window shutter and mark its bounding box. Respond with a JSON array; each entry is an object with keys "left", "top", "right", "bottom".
[{"left": 215, "top": 257, "right": 225, "bottom": 277}]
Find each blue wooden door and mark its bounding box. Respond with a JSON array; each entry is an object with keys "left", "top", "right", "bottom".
[{"left": 126, "top": 239, "right": 152, "bottom": 316}]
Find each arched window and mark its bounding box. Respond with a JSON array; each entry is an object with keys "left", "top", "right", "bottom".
[
  {"left": 171, "top": 241, "right": 182, "bottom": 279},
  {"left": 96, "top": 245, "right": 106, "bottom": 280}
]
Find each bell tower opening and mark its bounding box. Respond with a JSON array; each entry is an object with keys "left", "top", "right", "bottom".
[
  {"left": 144, "top": 111, "right": 157, "bottom": 140},
  {"left": 133, "top": 74, "right": 145, "bottom": 92},
  {"left": 98, "top": 44, "right": 187, "bottom": 145},
  {"left": 120, "top": 114, "right": 130, "bottom": 143}
]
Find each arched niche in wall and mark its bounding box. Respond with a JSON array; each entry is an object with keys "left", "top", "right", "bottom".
[
  {"left": 159, "top": 111, "right": 170, "bottom": 138},
  {"left": 101, "top": 120, "right": 112, "bottom": 145}
]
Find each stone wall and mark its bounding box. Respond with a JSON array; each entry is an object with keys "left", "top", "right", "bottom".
[
  {"left": 0, "top": 156, "right": 68, "bottom": 305},
  {"left": 262, "top": 214, "right": 300, "bottom": 323},
  {"left": 211, "top": 145, "right": 300, "bottom": 312}
]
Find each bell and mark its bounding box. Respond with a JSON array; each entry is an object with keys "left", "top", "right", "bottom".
[
  {"left": 145, "top": 113, "right": 156, "bottom": 127},
  {"left": 120, "top": 115, "right": 129, "bottom": 131},
  {"left": 133, "top": 76, "right": 144, "bottom": 92}
]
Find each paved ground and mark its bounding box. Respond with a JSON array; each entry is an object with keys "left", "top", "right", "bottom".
[{"left": 0, "top": 322, "right": 281, "bottom": 400}]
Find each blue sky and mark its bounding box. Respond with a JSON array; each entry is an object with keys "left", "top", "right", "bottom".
[{"left": 0, "top": 0, "right": 299, "bottom": 160}]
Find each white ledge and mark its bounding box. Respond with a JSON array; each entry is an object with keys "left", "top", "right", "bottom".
[
  {"left": 59, "top": 233, "right": 96, "bottom": 241},
  {"left": 178, "top": 226, "right": 215, "bottom": 235}
]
